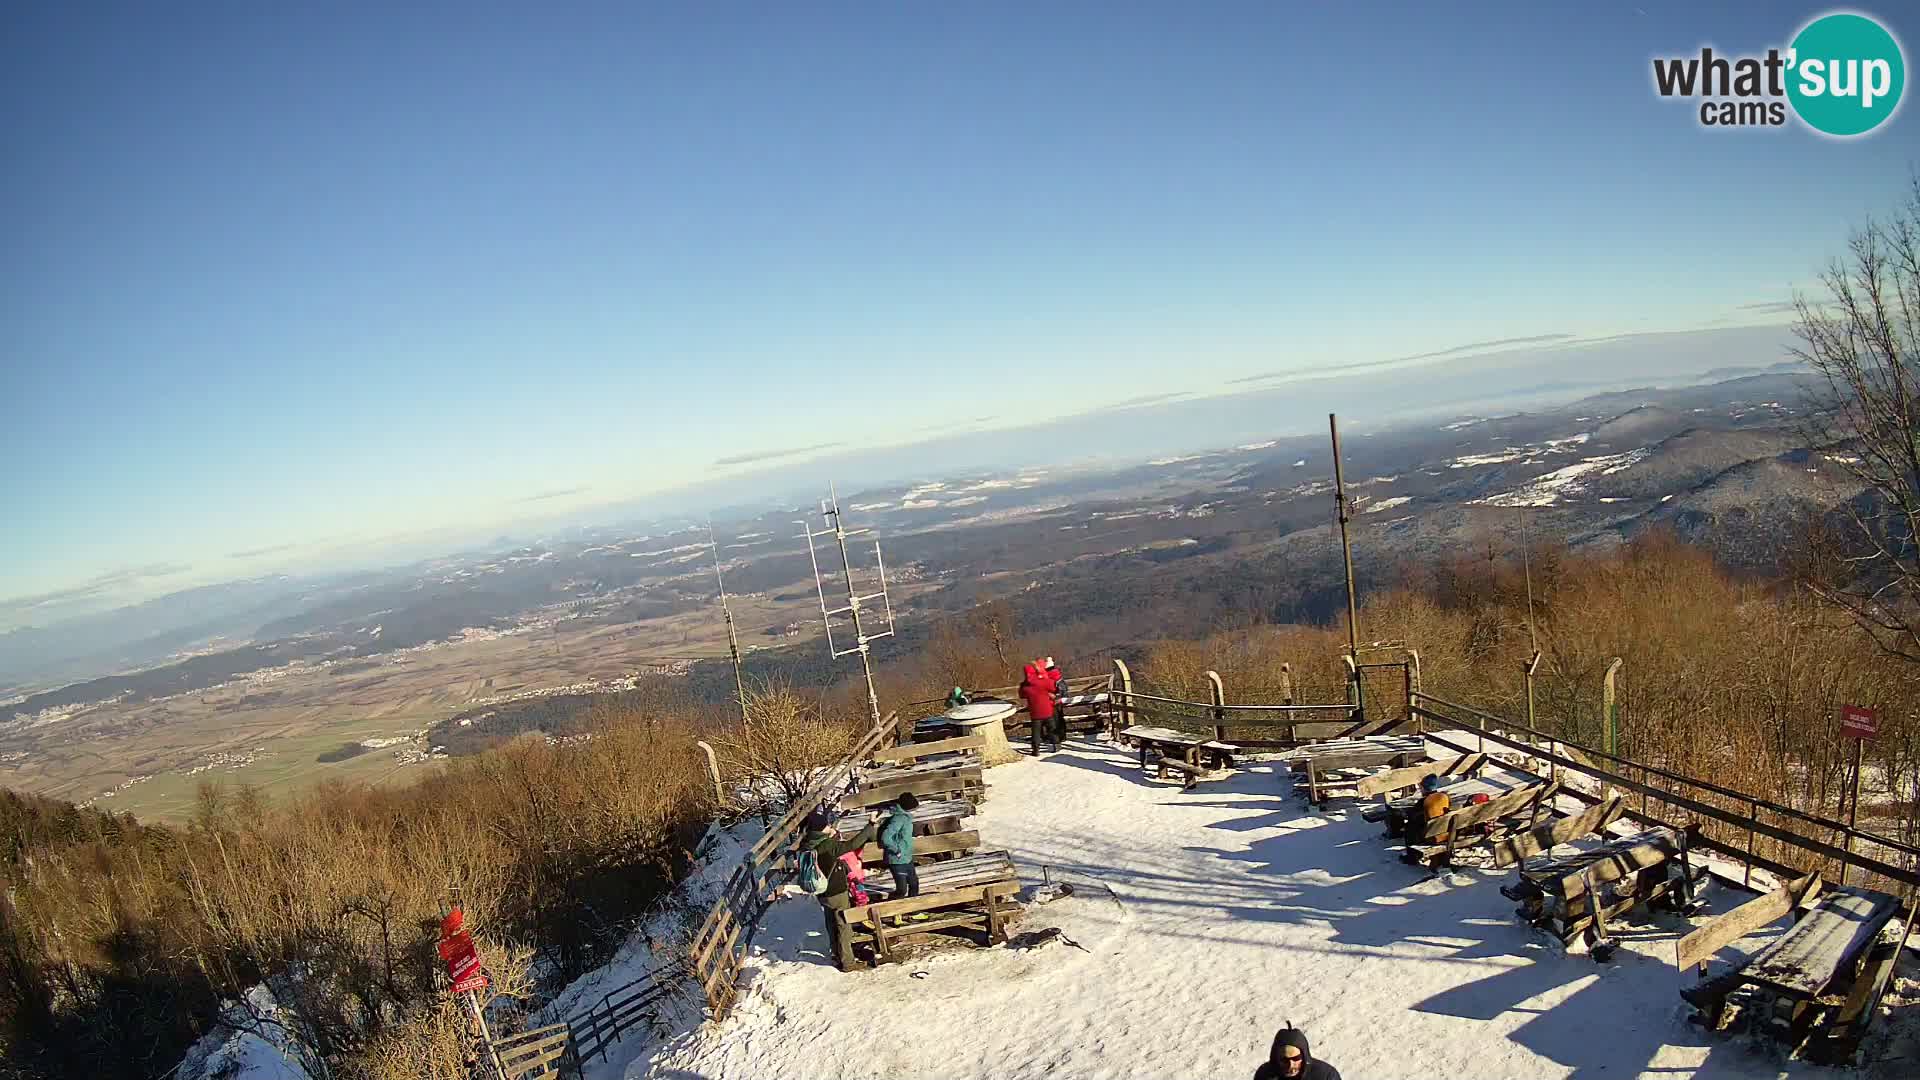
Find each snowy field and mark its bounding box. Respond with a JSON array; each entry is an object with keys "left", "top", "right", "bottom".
[{"left": 616, "top": 739, "right": 1906, "bottom": 1080}]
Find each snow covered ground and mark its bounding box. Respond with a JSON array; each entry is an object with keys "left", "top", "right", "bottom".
[{"left": 610, "top": 739, "right": 1899, "bottom": 1080}]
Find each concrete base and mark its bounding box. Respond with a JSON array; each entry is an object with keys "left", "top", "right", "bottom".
[{"left": 946, "top": 703, "right": 1022, "bottom": 767}]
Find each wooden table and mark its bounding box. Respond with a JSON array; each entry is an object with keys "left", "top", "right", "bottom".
[
  {"left": 833, "top": 799, "right": 971, "bottom": 839},
  {"left": 1118, "top": 725, "right": 1239, "bottom": 770},
  {"left": 946, "top": 702, "right": 1022, "bottom": 766},
  {"left": 1742, "top": 888, "right": 1900, "bottom": 1001},
  {"left": 1503, "top": 827, "right": 1694, "bottom": 957},
  {"left": 866, "top": 850, "right": 1016, "bottom": 900}
]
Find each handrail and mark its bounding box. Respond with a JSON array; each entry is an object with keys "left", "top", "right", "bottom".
[
  {"left": 1413, "top": 693, "right": 1920, "bottom": 862},
  {"left": 1111, "top": 689, "right": 1351, "bottom": 714}
]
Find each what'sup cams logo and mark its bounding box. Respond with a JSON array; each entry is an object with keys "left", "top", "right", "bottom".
[{"left": 1653, "top": 11, "right": 1905, "bottom": 136}]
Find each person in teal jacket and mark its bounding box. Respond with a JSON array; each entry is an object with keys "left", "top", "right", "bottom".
[{"left": 879, "top": 792, "right": 920, "bottom": 899}]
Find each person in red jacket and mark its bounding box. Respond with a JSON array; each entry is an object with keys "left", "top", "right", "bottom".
[{"left": 1020, "top": 657, "right": 1062, "bottom": 754}]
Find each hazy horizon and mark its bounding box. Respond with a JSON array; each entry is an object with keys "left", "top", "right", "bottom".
[{"left": 6, "top": 3, "right": 1906, "bottom": 624}]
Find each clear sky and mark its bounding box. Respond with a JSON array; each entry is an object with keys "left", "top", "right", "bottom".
[{"left": 2, "top": 1, "right": 1914, "bottom": 623}]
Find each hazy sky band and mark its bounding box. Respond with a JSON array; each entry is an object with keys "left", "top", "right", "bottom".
[{"left": 1, "top": 2, "right": 1909, "bottom": 612}]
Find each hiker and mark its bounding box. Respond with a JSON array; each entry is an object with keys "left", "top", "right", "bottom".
[
  {"left": 1254, "top": 1025, "right": 1342, "bottom": 1080},
  {"left": 880, "top": 792, "right": 921, "bottom": 900},
  {"left": 1020, "top": 657, "right": 1063, "bottom": 754},
  {"left": 1417, "top": 773, "right": 1452, "bottom": 844},
  {"left": 1044, "top": 656, "right": 1068, "bottom": 747},
  {"left": 797, "top": 807, "right": 879, "bottom": 970}
]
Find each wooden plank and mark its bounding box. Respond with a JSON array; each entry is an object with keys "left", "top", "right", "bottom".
[
  {"left": 846, "top": 878, "right": 1020, "bottom": 921},
  {"left": 872, "top": 734, "right": 986, "bottom": 763},
  {"left": 1307, "top": 750, "right": 1420, "bottom": 774},
  {"left": 1743, "top": 887, "right": 1900, "bottom": 1000},
  {"left": 858, "top": 830, "right": 981, "bottom": 865},
  {"left": 1493, "top": 795, "right": 1625, "bottom": 868},
  {"left": 1550, "top": 834, "right": 1674, "bottom": 902},
  {"left": 1419, "top": 781, "right": 1559, "bottom": 840},
  {"left": 833, "top": 799, "right": 970, "bottom": 836},
  {"left": 1357, "top": 753, "right": 1487, "bottom": 799},
  {"left": 840, "top": 772, "right": 984, "bottom": 810},
  {"left": 1677, "top": 872, "right": 1824, "bottom": 972}
]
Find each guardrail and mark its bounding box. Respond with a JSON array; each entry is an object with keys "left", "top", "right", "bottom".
[
  {"left": 1411, "top": 692, "right": 1920, "bottom": 894},
  {"left": 492, "top": 1021, "right": 579, "bottom": 1079},
  {"left": 566, "top": 959, "right": 688, "bottom": 1066}
]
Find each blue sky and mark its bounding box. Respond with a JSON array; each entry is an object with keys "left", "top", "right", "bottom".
[{"left": 2, "top": 2, "right": 1913, "bottom": 624}]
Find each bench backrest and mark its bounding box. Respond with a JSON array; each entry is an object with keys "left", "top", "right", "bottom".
[
  {"left": 1419, "top": 780, "right": 1559, "bottom": 840},
  {"left": 871, "top": 734, "right": 986, "bottom": 765}
]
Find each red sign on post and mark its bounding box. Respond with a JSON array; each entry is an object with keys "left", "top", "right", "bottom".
[
  {"left": 438, "top": 909, "right": 489, "bottom": 995},
  {"left": 1840, "top": 705, "right": 1879, "bottom": 740}
]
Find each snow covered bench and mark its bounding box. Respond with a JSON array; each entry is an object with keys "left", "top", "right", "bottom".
[
  {"left": 1298, "top": 747, "right": 1428, "bottom": 807},
  {"left": 843, "top": 762, "right": 986, "bottom": 809},
  {"left": 857, "top": 829, "right": 982, "bottom": 866},
  {"left": 1501, "top": 824, "right": 1701, "bottom": 960},
  {"left": 1400, "top": 779, "right": 1562, "bottom": 871},
  {"left": 1154, "top": 755, "right": 1222, "bottom": 790},
  {"left": 833, "top": 798, "right": 972, "bottom": 839},
  {"left": 1679, "top": 875, "right": 1907, "bottom": 1058},
  {"left": 835, "top": 852, "right": 1024, "bottom": 968},
  {"left": 872, "top": 733, "right": 986, "bottom": 765},
  {"left": 1118, "top": 725, "right": 1238, "bottom": 775}
]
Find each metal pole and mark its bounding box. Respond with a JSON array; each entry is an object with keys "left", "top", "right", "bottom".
[
  {"left": 1329, "top": 413, "right": 1364, "bottom": 720},
  {"left": 467, "top": 990, "right": 506, "bottom": 1080},
  {"left": 827, "top": 488, "right": 884, "bottom": 730},
  {"left": 1743, "top": 798, "right": 1758, "bottom": 890},
  {"left": 710, "top": 524, "right": 752, "bottom": 731},
  {"left": 1843, "top": 737, "right": 1863, "bottom": 886}
]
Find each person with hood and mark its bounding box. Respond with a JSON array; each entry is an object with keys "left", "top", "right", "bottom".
[
  {"left": 1254, "top": 1025, "right": 1342, "bottom": 1080},
  {"left": 879, "top": 791, "right": 921, "bottom": 913},
  {"left": 1418, "top": 773, "right": 1453, "bottom": 845},
  {"left": 1020, "top": 657, "right": 1063, "bottom": 755},
  {"left": 798, "top": 807, "right": 879, "bottom": 970}
]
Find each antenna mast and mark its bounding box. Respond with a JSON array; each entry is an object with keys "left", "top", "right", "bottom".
[
  {"left": 797, "top": 483, "right": 896, "bottom": 729},
  {"left": 1329, "top": 414, "right": 1365, "bottom": 719},
  {"left": 710, "top": 523, "right": 752, "bottom": 731}
]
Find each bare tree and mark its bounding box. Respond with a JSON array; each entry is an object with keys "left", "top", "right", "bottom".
[
  {"left": 709, "top": 684, "right": 857, "bottom": 809},
  {"left": 1794, "top": 174, "right": 1920, "bottom": 664}
]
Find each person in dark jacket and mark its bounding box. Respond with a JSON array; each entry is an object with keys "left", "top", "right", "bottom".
[
  {"left": 801, "top": 813, "right": 879, "bottom": 970},
  {"left": 1254, "top": 1026, "right": 1341, "bottom": 1080},
  {"left": 879, "top": 792, "right": 920, "bottom": 901}
]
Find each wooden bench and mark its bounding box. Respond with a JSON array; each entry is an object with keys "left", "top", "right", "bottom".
[
  {"left": 1679, "top": 877, "right": 1907, "bottom": 1055},
  {"left": 832, "top": 798, "right": 971, "bottom": 839},
  {"left": 1356, "top": 753, "right": 1489, "bottom": 801},
  {"left": 834, "top": 855, "right": 1023, "bottom": 969},
  {"left": 1291, "top": 735, "right": 1427, "bottom": 773},
  {"left": 857, "top": 829, "right": 981, "bottom": 866},
  {"left": 1118, "top": 725, "right": 1239, "bottom": 773},
  {"left": 872, "top": 733, "right": 985, "bottom": 765},
  {"left": 1401, "top": 780, "right": 1562, "bottom": 870},
  {"left": 1155, "top": 756, "right": 1217, "bottom": 790},
  {"left": 1501, "top": 824, "right": 1698, "bottom": 958},
  {"left": 1053, "top": 691, "right": 1113, "bottom": 735},
  {"left": 841, "top": 764, "right": 985, "bottom": 809},
  {"left": 1300, "top": 748, "right": 1427, "bottom": 807}
]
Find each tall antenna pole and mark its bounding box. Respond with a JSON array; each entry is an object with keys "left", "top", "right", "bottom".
[
  {"left": 1329, "top": 414, "right": 1364, "bottom": 718},
  {"left": 798, "top": 483, "right": 896, "bottom": 731},
  {"left": 710, "top": 523, "right": 751, "bottom": 731},
  {"left": 1520, "top": 509, "right": 1543, "bottom": 739}
]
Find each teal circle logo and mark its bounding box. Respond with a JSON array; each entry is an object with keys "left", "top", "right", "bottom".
[{"left": 1787, "top": 13, "right": 1905, "bottom": 136}]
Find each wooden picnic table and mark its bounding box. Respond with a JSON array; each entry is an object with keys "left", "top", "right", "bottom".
[
  {"left": 832, "top": 798, "right": 971, "bottom": 839},
  {"left": 866, "top": 850, "right": 1017, "bottom": 900},
  {"left": 1504, "top": 826, "right": 1697, "bottom": 957},
  {"left": 1118, "top": 725, "right": 1239, "bottom": 770},
  {"left": 1292, "top": 735, "right": 1427, "bottom": 769},
  {"left": 1742, "top": 887, "right": 1901, "bottom": 1001},
  {"left": 1365, "top": 774, "right": 1517, "bottom": 830},
  {"left": 1298, "top": 747, "right": 1428, "bottom": 806}
]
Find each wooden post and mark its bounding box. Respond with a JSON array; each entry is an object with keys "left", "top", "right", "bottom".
[
  {"left": 1111, "top": 658, "right": 1132, "bottom": 738},
  {"left": 1743, "top": 798, "right": 1758, "bottom": 890},
  {"left": 1602, "top": 658, "right": 1623, "bottom": 759},
  {"left": 1205, "top": 670, "right": 1226, "bottom": 742},
  {"left": 1342, "top": 655, "right": 1359, "bottom": 715},
  {"left": 1279, "top": 662, "right": 1295, "bottom": 706},
  {"left": 1403, "top": 649, "right": 1421, "bottom": 733},
  {"left": 695, "top": 740, "right": 726, "bottom": 808}
]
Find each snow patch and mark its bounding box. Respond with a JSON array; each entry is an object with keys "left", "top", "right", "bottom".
[{"left": 1364, "top": 496, "right": 1412, "bottom": 514}]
